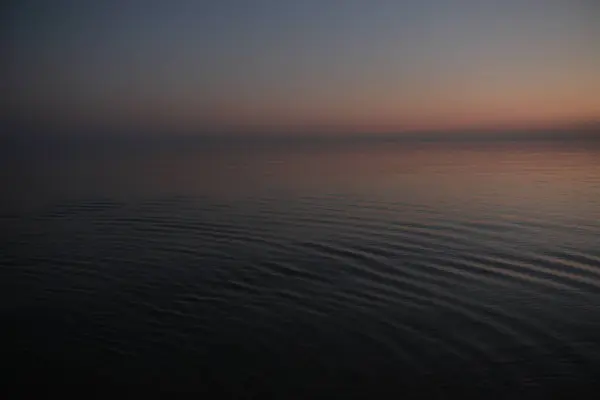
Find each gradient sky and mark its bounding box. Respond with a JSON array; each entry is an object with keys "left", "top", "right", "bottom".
[{"left": 3, "top": 0, "right": 600, "bottom": 135}]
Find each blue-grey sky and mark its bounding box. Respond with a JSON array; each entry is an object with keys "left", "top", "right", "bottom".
[{"left": 4, "top": 0, "right": 600, "bottom": 135}]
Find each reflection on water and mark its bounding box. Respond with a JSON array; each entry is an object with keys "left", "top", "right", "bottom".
[{"left": 3, "top": 141, "right": 600, "bottom": 396}]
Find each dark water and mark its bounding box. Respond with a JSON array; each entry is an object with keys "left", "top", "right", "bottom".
[{"left": 3, "top": 140, "right": 600, "bottom": 397}]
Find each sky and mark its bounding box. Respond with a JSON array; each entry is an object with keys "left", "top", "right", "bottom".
[{"left": 3, "top": 0, "right": 600, "bottom": 136}]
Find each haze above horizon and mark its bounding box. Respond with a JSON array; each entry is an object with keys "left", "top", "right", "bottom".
[{"left": 3, "top": 0, "right": 600, "bottom": 136}]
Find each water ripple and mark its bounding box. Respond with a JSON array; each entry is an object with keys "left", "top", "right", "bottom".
[{"left": 5, "top": 194, "right": 600, "bottom": 395}]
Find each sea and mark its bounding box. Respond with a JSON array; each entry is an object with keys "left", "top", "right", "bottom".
[{"left": 2, "top": 135, "right": 600, "bottom": 397}]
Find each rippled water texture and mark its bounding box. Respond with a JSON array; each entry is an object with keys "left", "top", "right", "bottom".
[{"left": 3, "top": 141, "right": 600, "bottom": 397}]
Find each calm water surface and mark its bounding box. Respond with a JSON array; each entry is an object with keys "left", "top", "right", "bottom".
[{"left": 3, "top": 141, "right": 600, "bottom": 397}]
